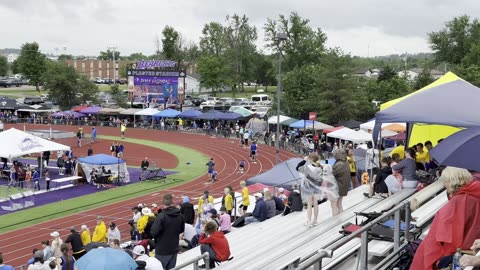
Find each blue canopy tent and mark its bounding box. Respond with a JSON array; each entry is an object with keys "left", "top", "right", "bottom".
[
  {"left": 78, "top": 154, "right": 128, "bottom": 183},
  {"left": 246, "top": 157, "right": 335, "bottom": 189},
  {"left": 289, "top": 120, "right": 333, "bottom": 130},
  {"left": 220, "top": 112, "right": 243, "bottom": 120},
  {"left": 195, "top": 110, "right": 225, "bottom": 120},
  {"left": 178, "top": 109, "right": 203, "bottom": 119},
  {"left": 154, "top": 108, "right": 181, "bottom": 119}
]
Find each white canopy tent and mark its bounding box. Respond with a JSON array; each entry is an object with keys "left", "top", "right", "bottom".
[
  {"left": 267, "top": 115, "right": 293, "bottom": 125},
  {"left": 360, "top": 119, "right": 403, "bottom": 137},
  {"left": 327, "top": 127, "right": 355, "bottom": 140},
  {"left": 0, "top": 128, "right": 70, "bottom": 159},
  {"left": 134, "top": 108, "right": 160, "bottom": 116},
  {"left": 343, "top": 130, "right": 373, "bottom": 143}
]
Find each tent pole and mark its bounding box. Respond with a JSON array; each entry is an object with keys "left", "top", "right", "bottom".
[{"left": 405, "top": 123, "right": 412, "bottom": 147}]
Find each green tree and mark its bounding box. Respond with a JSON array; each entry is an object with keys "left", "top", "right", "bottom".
[
  {"left": 10, "top": 60, "right": 19, "bottom": 74},
  {"left": 16, "top": 42, "right": 47, "bottom": 91},
  {"left": 110, "top": 84, "right": 128, "bottom": 107},
  {"left": 429, "top": 15, "right": 480, "bottom": 64},
  {"left": 57, "top": 54, "right": 73, "bottom": 61},
  {"left": 254, "top": 53, "right": 275, "bottom": 90},
  {"left": 183, "top": 42, "right": 200, "bottom": 71},
  {"left": 42, "top": 61, "right": 80, "bottom": 109},
  {"left": 126, "top": 53, "right": 148, "bottom": 61},
  {"left": 0, "top": 56, "right": 8, "bottom": 76},
  {"left": 452, "top": 64, "right": 480, "bottom": 87},
  {"left": 362, "top": 76, "right": 411, "bottom": 103},
  {"left": 197, "top": 55, "right": 228, "bottom": 96},
  {"left": 377, "top": 65, "right": 397, "bottom": 82},
  {"left": 98, "top": 49, "right": 120, "bottom": 60},
  {"left": 413, "top": 68, "right": 435, "bottom": 90},
  {"left": 200, "top": 22, "right": 227, "bottom": 56},
  {"left": 224, "top": 14, "right": 258, "bottom": 91},
  {"left": 162, "top": 26, "right": 182, "bottom": 61},
  {"left": 77, "top": 76, "right": 99, "bottom": 104},
  {"left": 264, "top": 12, "right": 327, "bottom": 71}
]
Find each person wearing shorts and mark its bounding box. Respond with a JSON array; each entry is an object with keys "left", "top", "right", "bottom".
[
  {"left": 347, "top": 149, "right": 357, "bottom": 189},
  {"left": 250, "top": 141, "right": 257, "bottom": 162},
  {"left": 238, "top": 160, "right": 245, "bottom": 173},
  {"left": 206, "top": 158, "right": 215, "bottom": 181},
  {"left": 238, "top": 181, "right": 250, "bottom": 215}
]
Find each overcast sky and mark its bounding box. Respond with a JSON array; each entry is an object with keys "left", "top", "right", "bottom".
[{"left": 0, "top": 0, "right": 478, "bottom": 57}]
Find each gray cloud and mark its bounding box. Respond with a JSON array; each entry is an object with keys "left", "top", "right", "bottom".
[{"left": 0, "top": 0, "right": 478, "bottom": 56}]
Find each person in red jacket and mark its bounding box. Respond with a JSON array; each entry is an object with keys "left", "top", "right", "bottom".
[{"left": 198, "top": 221, "right": 231, "bottom": 269}]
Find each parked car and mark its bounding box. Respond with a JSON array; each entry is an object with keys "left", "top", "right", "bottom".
[
  {"left": 8, "top": 78, "right": 22, "bottom": 87},
  {"left": 191, "top": 97, "right": 205, "bottom": 106},
  {"left": 255, "top": 107, "right": 270, "bottom": 118},
  {"left": 0, "top": 78, "right": 9, "bottom": 87},
  {"left": 40, "top": 94, "right": 49, "bottom": 101},
  {"left": 200, "top": 97, "right": 220, "bottom": 109},
  {"left": 94, "top": 78, "right": 105, "bottom": 84},
  {"left": 218, "top": 97, "right": 234, "bottom": 105},
  {"left": 251, "top": 94, "right": 271, "bottom": 105},
  {"left": 23, "top": 96, "right": 43, "bottom": 105}
]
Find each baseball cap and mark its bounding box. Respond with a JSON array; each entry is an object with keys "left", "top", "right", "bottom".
[
  {"left": 81, "top": 225, "right": 88, "bottom": 230},
  {"left": 50, "top": 231, "right": 59, "bottom": 238},
  {"left": 182, "top": 196, "right": 190, "bottom": 203},
  {"left": 132, "top": 245, "right": 145, "bottom": 255},
  {"left": 254, "top": 192, "right": 263, "bottom": 198},
  {"left": 109, "top": 222, "right": 116, "bottom": 228},
  {"left": 278, "top": 188, "right": 285, "bottom": 193}
]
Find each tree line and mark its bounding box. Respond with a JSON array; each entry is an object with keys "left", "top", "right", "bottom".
[{"left": 1, "top": 14, "right": 478, "bottom": 123}]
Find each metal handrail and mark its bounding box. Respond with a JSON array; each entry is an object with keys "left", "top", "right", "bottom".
[
  {"left": 294, "top": 200, "right": 412, "bottom": 270},
  {"left": 173, "top": 252, "right": 210, "bottom": 270}
]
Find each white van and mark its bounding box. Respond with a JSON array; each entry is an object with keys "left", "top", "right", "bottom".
[{"left": 251, "top": 94, "right": 271, "bottom": 105}]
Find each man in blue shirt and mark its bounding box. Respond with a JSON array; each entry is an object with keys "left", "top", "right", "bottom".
[{"left": 250, "top": 141, "right": 258, "bottom": 163}]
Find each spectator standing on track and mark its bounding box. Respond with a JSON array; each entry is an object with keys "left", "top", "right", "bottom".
[
  {"left": 80, "top": 225, "right": 91, "bottom": 246},
  {"left": 92, "top": 216, "right": 107, "bottom": 243},
  {"left": 118, "top": 143, "right": 125, "bottom": 158},
  {"left": 121, "top": 122, "right": 127, "bottom": 139},
  {"left": 87, "top": 145, "right": 93, "bottom": 156},
  {"left": 64, "top": 227, "right": 85, "bottom": 260},
  {"left": 76, "top": 129, "right": 82, "bottom": 148},
  {"left": 243, "top": 130, "right": 250, "bottom": 147},
  {"left": 180, "top": 196, "right": 195, "bottom": 225},
  {"left": 140, "top": 157, "right": 149, "bottom": 181},
  {"left": 110, "top": 142, "right": 115, "bottom": 156},
  {"left": 91, "top": 127, "right": 97, "bottom": 143},
  {"left": 206, "top": 158, "right": 215, "bottom": 182},
  {"left": 151, "top": 194, "right": 185, "bottom": 270},
  {"left": 107, "top": 222, "right": 121, "bottom": 244},
  {"left": 0, "top": 252, "right": 15, "bottom": 270}
]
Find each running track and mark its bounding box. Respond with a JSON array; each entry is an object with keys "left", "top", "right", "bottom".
[{"left": 0, "top": 125, "right": 298, "bottom": 267}]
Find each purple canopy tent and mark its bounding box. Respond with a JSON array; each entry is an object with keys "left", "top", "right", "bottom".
[
  {"left": 80, "top": 106, "right": 102, "bottom": 115},
  {"left": 52, "top": 111, "right": 85, "bottom": 119}
]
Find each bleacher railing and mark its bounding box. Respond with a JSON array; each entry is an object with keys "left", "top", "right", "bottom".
[
  {"left": 173, "top": 252, "right": 210, "bottom": 270},
  {"left": 289, "top": 200, "right": 412, "bottom": 270}
]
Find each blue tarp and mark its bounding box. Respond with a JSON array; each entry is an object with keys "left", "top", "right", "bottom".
[
  {"left": 195, "top": 110, "right": 225, "bottom": 120},
  {"left": 178, "top": 109, "right": 203, "bottom": 119},
  {"left": 246, "top": 157, "right": 335, "bottom": 189},
  {"left": 78, "top": 154, "right": 125, "bottom": 165},
  {"left": 154, "top": 108, "right": 181, "bottom": 119}
]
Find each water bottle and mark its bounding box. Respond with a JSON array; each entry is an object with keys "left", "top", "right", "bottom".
[{"left": 452, "top": 248, "right": 462, "bottom": 270}]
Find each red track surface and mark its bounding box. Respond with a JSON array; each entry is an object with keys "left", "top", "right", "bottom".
[{"left": 0, "top": 125, "right": 298, "bottom": 267}]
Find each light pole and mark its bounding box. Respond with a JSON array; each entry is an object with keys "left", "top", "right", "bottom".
[{"left": 275, "top": 33, "right": 287, "bottom": 164}]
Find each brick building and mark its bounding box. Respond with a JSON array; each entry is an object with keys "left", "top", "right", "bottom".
[{"left": 65, "top": 59, "right": 122, "bottom": 80}]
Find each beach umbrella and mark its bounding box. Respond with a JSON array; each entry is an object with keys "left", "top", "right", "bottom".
[
  {"left": 429, "top": 126, "right": 479, "bottom": 171},
  {"left": 75, "top": 247, "right": 137, "bottom": 270}
]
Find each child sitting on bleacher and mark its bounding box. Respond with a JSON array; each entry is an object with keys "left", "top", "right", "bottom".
[{"left": 198, "top": 221, "right": 231, "bottom": 269}]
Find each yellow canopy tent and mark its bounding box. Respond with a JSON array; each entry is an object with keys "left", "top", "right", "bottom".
[{"left": 380, "top": 72, "right": 463, "bottom": 147}]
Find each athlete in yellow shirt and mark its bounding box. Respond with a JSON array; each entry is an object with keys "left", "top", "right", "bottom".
[
  {"left": 239, "top": 181, "right": 250, "bottom": 215},
  {"left": 390, "top": 142, "right": 405, "bottom": 160}
]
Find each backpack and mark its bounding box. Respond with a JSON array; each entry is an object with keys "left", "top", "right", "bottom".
[{"left": 388, "top": 240, "right": 421, "bottom": 270}]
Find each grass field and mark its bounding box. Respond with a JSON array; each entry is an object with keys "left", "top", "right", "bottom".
[{"left": 0, "top": 135, "right": 208, "bottom": 233}]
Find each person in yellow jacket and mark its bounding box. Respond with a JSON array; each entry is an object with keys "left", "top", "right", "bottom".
[
  {"left": 197, "top": 190, "right": 214, "bottom": 214},
  {"left": 92, "top": 216, "right": 107, "bottom": 243},
  {"left": 223, "top": 187, "right": 234, "bottom": 216},
  {"left": 136, "top": 207, "right": 152, "bottom": 239},
  {"left": 239, "top": 181, "right": 250, "bottom": 216},
  {"left": 120, "top": 123, "right": 126, "bottom": 139},
  {"left": 80, "top": 224, "right": 91, "bottom": 246}
]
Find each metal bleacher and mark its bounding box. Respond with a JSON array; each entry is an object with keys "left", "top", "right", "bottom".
[{"left": 174, "top": 185, "right": 418, "bottom": 270}]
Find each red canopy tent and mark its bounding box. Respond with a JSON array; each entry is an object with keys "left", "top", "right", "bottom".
[{"left": 72, "top": 105, "right": 89, "bottom": 112}]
